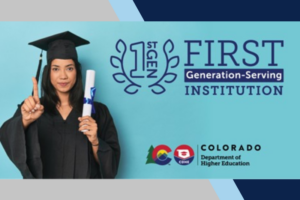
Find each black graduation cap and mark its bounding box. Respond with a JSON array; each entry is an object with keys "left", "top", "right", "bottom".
[{"left": 29, "top": 31, "right": 90, "bottom": 84}]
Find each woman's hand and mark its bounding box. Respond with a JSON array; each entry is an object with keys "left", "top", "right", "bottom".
[
  {"left": 21, "top": 77, "right": 44, "bottom": 128},
  {"left": 78, "top": 116, "right": 99, "bottom": 146}
]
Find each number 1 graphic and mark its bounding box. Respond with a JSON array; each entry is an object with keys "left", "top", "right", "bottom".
[{"left": 130, "top": 42, "right": 145, "bottom": 78}]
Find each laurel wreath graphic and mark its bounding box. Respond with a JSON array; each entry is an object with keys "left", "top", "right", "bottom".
[
  {"left": 110, "top": 39, "right": 141, "bottom": 94},
  {"left": 110, "top": 39, "right": 179, "bottom": 95}
]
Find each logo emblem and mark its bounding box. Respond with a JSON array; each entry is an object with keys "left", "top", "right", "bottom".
[
  {"left": 110, "top": 40, "right": 179, "bottom": 95},
  {"left": 174, "top": 145, "right": 194, "bottom": 165},
  {"left": 146, "top": 145, "right": 172, "bottom": 165}
]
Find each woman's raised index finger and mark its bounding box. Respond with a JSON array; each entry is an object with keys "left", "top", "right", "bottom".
[{"left": 32, "top": 77, "right": 39, "bottom": 102}]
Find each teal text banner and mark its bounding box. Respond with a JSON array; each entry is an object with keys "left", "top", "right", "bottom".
[{"left": 0, "top": 22, "right": 298, "bottom": 178}]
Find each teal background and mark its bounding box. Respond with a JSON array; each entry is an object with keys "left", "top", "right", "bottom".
[{"left": 0, "top": 22, "right": 297, "bottom": 179}]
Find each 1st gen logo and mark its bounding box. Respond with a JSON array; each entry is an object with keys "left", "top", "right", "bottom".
[{"left": 110, "top": 40, "right": 180, "bottom": 95}]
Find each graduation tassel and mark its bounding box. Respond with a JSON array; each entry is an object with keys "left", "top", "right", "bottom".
[
  {"left": 32, "top": 50, "right": 43, "bottom": 96},
  {"left": 36, "top": 50, "right": 43, "bottom": 83}
]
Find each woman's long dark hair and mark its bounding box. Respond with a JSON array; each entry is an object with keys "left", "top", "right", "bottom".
[{"left": 41, "top": 59, "right": 84, "bottom": 115}]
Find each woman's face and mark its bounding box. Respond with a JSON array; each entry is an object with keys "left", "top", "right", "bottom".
[{"left": 50, "top": 59, "right": 77, "bottom": 95}]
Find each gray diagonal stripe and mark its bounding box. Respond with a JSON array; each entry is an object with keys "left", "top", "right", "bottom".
[
  {"left": 0, "top": 0, "right": 119, "bottom": 21},
  {"left": 0, "top": 180, "right": 220, "bottom": 199}
]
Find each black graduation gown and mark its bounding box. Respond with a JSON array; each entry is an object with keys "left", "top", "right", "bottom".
[{"left": 0, "top": 101, "right": 121, "bottom": 179}]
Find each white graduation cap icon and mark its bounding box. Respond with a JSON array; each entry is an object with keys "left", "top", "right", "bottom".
[{"left": 177, "top": 149, "right": 190, "bottom": 159}]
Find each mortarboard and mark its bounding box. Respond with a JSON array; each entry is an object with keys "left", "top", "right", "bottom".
[{"left": 28, "top": 31, "right": 90, "bottom": 84}]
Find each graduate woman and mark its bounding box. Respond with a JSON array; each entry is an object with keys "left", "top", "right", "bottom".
[{"left": 0, "top": 31, "right": 121, "bottom": 179}]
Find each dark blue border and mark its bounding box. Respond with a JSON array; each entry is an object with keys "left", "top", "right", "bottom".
[
  {"left": 133, "top": 0, "right": 300, "bottom": 21},
  {"left": 234, "top": 180, "right": 300, "bottom": 200}
]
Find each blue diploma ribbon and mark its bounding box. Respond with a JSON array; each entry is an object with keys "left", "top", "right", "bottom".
[{"left": 83, "top": 87, "right": 96, "bottom": 114}]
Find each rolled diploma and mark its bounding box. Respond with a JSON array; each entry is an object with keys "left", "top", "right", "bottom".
[{"left": 82, "top": 70, "right": 95, "bottom": 132}]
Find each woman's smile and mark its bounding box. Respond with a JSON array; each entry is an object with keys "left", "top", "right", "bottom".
[{"left": 58, "top": 82, "right": 69, "bottom": 87}]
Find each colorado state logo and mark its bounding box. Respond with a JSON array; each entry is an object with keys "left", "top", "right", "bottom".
[
  {"left": 146, "top": 145, "right": 172, "bottom": 165},
  {"left": 174, "top": 145, "right": 194, "bottom": 165},
  {"left": 110, "top": 39, "right": 179, "bottom": 95}
]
